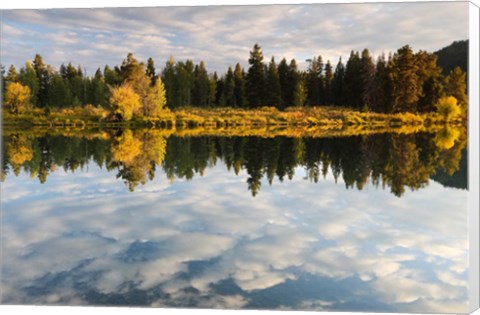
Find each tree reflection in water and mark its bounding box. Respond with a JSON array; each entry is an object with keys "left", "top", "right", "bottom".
[{"left": 2, "top": 126, "right": 467, "bottom": 197}]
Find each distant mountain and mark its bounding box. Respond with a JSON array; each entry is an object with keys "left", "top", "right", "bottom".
[{"left": 434, "top": 40, "right": 468, "bottom": 75}]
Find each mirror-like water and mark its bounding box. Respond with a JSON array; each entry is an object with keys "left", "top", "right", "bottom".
[{"left": 0, "top": 129, "right": 469, "bottom": 313}]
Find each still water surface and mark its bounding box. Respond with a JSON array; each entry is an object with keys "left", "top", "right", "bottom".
[{"left": 0, "top": 130, "right": 469, "bottom": 312}]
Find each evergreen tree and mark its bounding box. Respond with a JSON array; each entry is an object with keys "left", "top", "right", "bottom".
[
  {"left": 193, "top": 61, "right": 210, "bottom": 107},
  {"left": 390, "top": 45, "right": 421, "bottom": 112},
  {"left": 162, "top": 56, "right": 176, "bottom": 108},
  {"left": 47, "top": 73, "right": 71, "bottom": 108},
  {"left": 19, "top": 61, "right": 40, "bottom": 106},
  {"left": 416, "top": 51, "right": 444, "bottom": 112},
  {"left": 332, "top": 58, "right": 346, "bottom": 106},
  {"left": 224, "top": 66, "right": 236, "bottom": 106},
  {"left": 324, "top": 60, "right": 334, "bottom": 105},
  {"left": 63, "top": 63, "right": 85, "bottom": 106},
  {"left": 5, "top": 65, "right": 19, "bottom": 84},
  {"left": 104, "top": 65, "right": 121, "bottom": 86},
  {"left": 287, "top": 59, "right": 302, "bottom": 107},
  {"left": 208, "top": 72, "right": 218, "bottom": 107},
  {"left": 344, "top": 51, "right": 363, "bottom": 109},
  {"left": 216, "top": 75, "right": 226, "bottom": 107},
  {"left": 444, "top": 67, "right": 467, "bottom": 106},
  {"left": 120, "top": 53, "right": 145, "bottom": 84},
  {"left": 360, "top": 49, "right": 376, "bottom": 110},
  {"left": 372, "top": 54, "right": 393, "bottom": 113},
  {"left": 277, "top": 58, "right": 290, "bottom": 109},
  {"left": 246, "top": 43, "right": 265, "bottom": 107},
  {"left": 146, "top": 57, "right": 157, "bottom": 85},
  {"left": 233, "top": 63, "right": 246, "bottom": 108},
  {"left": 306, "top": 57, "right": 321, "bottom": 106},
  {"left": 265, "top": 57, "right": 281, "bottom": 107},
  {"left": 33, "top": 54, "right": 49, "bottom": 107},
  {"left": 89, "top": 68, "right": 109, "bottom": 106},
  {"left": 173, "top": 60, "right": 194, "bottom": 107}
]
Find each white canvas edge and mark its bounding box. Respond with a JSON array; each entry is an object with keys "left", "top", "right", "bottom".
[
  {"left": 469, "top": 1, "right": 480, "bottom": 314},
  {"left": 0, "top": 0, "right": 460, "bottom": 10},
  {"left": 0, "top": 1, "right": 478, "bottom": 315}
]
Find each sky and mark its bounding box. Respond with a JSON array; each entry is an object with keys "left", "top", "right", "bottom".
[{"left": 0, "top": 1, "right": 469, "bottom": 75}]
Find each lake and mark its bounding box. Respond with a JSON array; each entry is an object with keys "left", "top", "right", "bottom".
[{"left": 0, "top": 128, "right": 469, "bottom": 313}]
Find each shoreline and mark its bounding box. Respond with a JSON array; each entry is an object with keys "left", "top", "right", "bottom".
[{"left": 1, "top": 106, "right": 464, "bottom": 129}]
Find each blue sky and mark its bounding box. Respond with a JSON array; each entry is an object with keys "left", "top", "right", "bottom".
[{"left": 1, "top": 2, "right": 469, "bottom": 75}]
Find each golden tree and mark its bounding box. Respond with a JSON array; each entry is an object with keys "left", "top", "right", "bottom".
[
  {"left": 4, "top": 82, "right": 32, "bottom": 114},
  {"left": 109, "top": 84, "right": 141, "bottom": 121},
  {"left": 142, "top": 78, "right": 167, "bottom": 117}
]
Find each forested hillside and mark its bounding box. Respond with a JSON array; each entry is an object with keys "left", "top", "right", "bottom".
[{"left": 435, "top": 40, "right": 468, "bottom": 75}]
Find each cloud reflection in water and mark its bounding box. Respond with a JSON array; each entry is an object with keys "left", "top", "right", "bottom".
[{"left": 1, "top": 160, "right": 468, "bottom": 313}]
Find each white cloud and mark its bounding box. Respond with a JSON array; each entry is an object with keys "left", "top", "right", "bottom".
[{"left": 1, "top": 2, "right": 469, "bottom": 74}]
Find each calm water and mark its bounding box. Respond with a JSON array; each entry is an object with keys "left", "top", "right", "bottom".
[{"left": 0, "top": 129, "right": 469, "bottom": 312}]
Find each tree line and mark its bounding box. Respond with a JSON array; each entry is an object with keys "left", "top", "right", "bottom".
[{"left": 2, "top": 43, "right": 467, "bottom": 117}]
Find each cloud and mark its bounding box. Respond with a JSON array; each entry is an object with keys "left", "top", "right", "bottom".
[{"left": 1, "top": 2, "right": 469, "bottom": 74}]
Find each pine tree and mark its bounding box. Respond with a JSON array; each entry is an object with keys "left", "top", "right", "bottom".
[
  {"left": 120, "top": 53, "right": 145, "bottom": 85},
  {"left": 209, "top": 72, "right": 218, "bottom": 107},
  {"left": 246, "top": 43, "right": 265, "bottom": 108},
  {"left": 344, "top": 51, "right": 363, "bottom": 109},
  {"left": 233, "top": 63, "right": 246, "bottom": 108},
  {"left": 306, "top": 57, "right": 321, "bottom": 106},
  {"left": 360, "top": 49, "right": 376, "bottom": 110},
  {"left": 287, "top": 59, "right": 301, "bottom": 108},
  {"left": 265, "top": 57, "right": 281, "bottom": 107},
  {"left": 278, "top": 58, "right": 290, "bottom": 109},
  {"left": 33, "top": 54, "right": 49, "bottom": 107},
  {"left": 216, "top": 75, "right": 226, "bottom": 107},
  {"left": 193, "top": 61, "right": 210, "bottom": 107},
  {"left": 19, "top": 61, "right": 40, "bottom": 106},
  {"left": 416, "top": 51, "right": 444, "bottom": 112},
  {"left": 146, "top": 57, "right": 157, "bottom": 85},
  {"left": 332, "top": 58, "right": 345, "bottom": 106},
  {"left": 444, "top": 67, "right": 468, "bottom": 107},
  {"left": 324, "top": 60, "right": 334, "bottom": 105},
  {"left": 89, "top": 68, "right": 108, "bottom": 106},
  {"left": 390, "top": 45, "right": 421, "bottom": 112},
  {"left": 173, "top": 60, "right": 194, "bottom": 107},
  {"left": 47, "top": 73, "right": 71, "bottom": 108},
  {"left": 372, "top": 54, "right": 393, "bottom": 113},
  {"left": 104, "top": 65, "right": 121, "bottom": 86},
  {"left": 162, "top": 56, "right": 176, "bottom": 108},
  {"left": 5, "top": 65, "right": 19, "bottom": 84},
  {"left": 224, "top": 66, "right": 235, "bottom": 106}
]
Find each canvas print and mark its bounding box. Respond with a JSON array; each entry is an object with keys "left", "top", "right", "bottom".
[{"left": 0, "top": 1, "right": 475, "bottom": 313}]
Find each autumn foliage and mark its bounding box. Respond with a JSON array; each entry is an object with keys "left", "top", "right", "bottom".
[{"left": 4, "top": 82, "right": 32, "bottom": 114}]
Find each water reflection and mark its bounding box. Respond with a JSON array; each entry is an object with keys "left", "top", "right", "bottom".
[
  {"left": 2, "top": 127, "right": 467, "bottom": 196},
  {"left": 0, "top": 128, "right": 469, "bottom": 313}
]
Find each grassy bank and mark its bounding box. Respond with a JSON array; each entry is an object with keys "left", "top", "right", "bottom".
[
  {"left": 2, "top": 105, "right": 461, "bottom": 129},
  {"left": 3, "top": 121, "right": 464, "bottom": 140}
]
